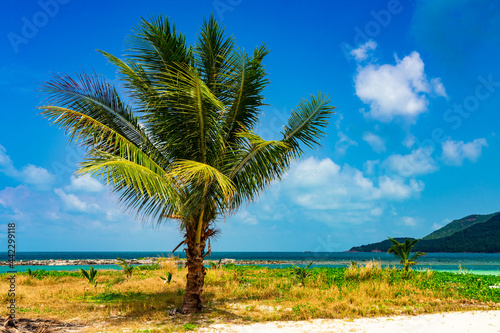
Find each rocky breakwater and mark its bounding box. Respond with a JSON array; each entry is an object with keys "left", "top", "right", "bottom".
[
  {"left": 217, "top": 259, "right": 288, "bottom": 266},
  {"left": 0, "top": 258, "right": 159, "bottom": 266},
  {"left": 0, "top": 258, "right": 289, "bottom": 267}
]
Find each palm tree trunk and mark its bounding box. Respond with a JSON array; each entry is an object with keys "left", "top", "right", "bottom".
[{"left": 182, "top": 223, "right": 208, "bottom": 313}]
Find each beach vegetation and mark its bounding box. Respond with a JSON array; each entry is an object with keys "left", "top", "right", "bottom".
[
  {"left": 160, "top": 272, "right": 173, "bottom": 284},
  {"left": 345, "top": 260, "right": 384, "bottom": 282},
  {"left": 0, "top": 265, "right": 499, "bottom": 332},
  {"left": 387, "top": 237, "right": 426, "bottom": 272},
  {"left": 22, "top": 269, "right": 82, "bottom": 282},
  {"left": 138, "top": 263, "right": 161, "bottom": 271},
  {"left": 208, "top": 259, "right": 223, "bottom": 269},
  {"left": 25, "top": 268, "right": 43, "bottom": 279},
  {"left": 182, "top": 323, "right": 197, "bottom": 331},
  {"left": 116, "top": 258, "right": 138, "bottom": 279},
  {"left": 40, "top": 14, "right": 333, "bottom": 313},
  {"left": 291, "top": 261, "right": 314, "bottom": 286},
  {"left": 80, "top": 266, "right": 99, "bottom": 287}
]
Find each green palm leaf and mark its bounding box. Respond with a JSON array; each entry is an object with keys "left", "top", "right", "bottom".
[
  {"left": 388, "top": 237, "right": 426, "bottom": 272},
  {"left": 222, "top": 44, "right": 269, "bottom": 142},
  {"left": 126, "top": 15, "right": 192, "bottom": 74},
  {"left": 41, "top": 73, "right": 143, "bottom": 146},
  {"left": 195, "top": 14, "right": 236, "bottom": 93},
  {"left": 282, "top": 93, "right": 335, "bottom": 155},
  {"left": 227, "top": 132, "right": 291, "bottom": 208}
]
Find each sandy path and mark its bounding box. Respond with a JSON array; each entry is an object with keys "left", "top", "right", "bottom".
[{"left": 198, "top": 310, "right": 500, "bottom": 333}]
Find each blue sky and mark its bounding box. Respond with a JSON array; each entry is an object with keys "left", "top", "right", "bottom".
[{"left": 1, "top": 0, "right": 499, "bottom": 252}]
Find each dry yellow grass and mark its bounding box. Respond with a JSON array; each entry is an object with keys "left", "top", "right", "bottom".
[{"left": 1, "top": 262, "right": 499, "bottom": 332}]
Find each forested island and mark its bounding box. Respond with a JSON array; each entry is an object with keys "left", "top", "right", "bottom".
[{"left": 350, "top": 212, "right": 500, "bottom": 253}]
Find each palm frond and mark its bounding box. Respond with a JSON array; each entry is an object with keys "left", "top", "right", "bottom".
[
  {"left": 41, "top": 105, "right": 184, "bottom": 224},
  {"left": 41, "top": 72, "right": 144, "bottom": 147},
  {"left": 79, "top": 151, "right": 181, "bottom": 223},
  {"left": 226, "top": 131, "right": 291, "bottom": 209},
  {"left": 169, "top": 159, "right": 236, "bottom": 207},
  {"left": 282, "top": 93, "right": 335, "bottom": 156},
  {"left": 125, "top": 15, "right": 192, "bottom": 75},
  {"left": 99, "top": 50, "right": 157, "bottom": 106},
  {"left": 410, "top": 251, "right": 427, "bottom": 261},
  {"left": 195, "top": 14, "right": 236, "bottom": 93},
  {"left": 152, "top": 62, "right": 226, "bottom": 163},
  {"left": 222, "top": 44, "right": 269, "bottom": 142},
  {"left": 40, "top": 106, "right": 168, "bottom": 171},
  {"left": 80, "top": 268, "right": 90, "bottom": 280}
]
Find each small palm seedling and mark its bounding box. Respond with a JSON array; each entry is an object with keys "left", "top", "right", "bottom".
[
  {"left": 387, "top": 237, "right": 426, "bottom": 272},
  {"left": 291, "top": 261, "right": 314, "bottom": 286},
  {"left": 116, "top": 258, "right": 137, "bottom": 279},
  {"left": 208, "top": 259, "right": 223, "bottom": 269},
  {"left": 26, "top": 268, "right": 42, "bottom": 279},
  {"left": 160, "top": 272, "right": 173, "bottom": 284},
  {"left": 80, "top": 266, "right": 98, "bottom": 287}
]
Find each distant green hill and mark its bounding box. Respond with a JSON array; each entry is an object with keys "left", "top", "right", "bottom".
[
  {"left": 349, "top": 212, "right": 500, "bottom": 253},
  {"left": 422, "top": 212, "right": 499, "bottom": 240},
  {"left": 348, "top": 237, "right": 414, "bottom": 252},
  {"left": 414, "top": 213, "right": 500, "bottom": 252},
  {"left": 349, "top": 238, "right": 414, "bottom": 253}
]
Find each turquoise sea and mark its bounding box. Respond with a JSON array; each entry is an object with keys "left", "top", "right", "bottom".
[{"left": 2, "top": 252, "right": 500, "bottom": 275}]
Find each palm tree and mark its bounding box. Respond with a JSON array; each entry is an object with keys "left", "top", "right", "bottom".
[
  {"left": 40, "top": 15, "right": 334, "bottom": 313},
  {"left": 387, "top": 237, "right": 426, "bottom": 272}
]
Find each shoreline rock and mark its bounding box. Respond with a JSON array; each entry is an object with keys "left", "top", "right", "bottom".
[{"left": 0, "top": 258, "right": 295, "bottom": 267}]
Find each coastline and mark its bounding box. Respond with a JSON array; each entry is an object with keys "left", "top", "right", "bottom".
[
  {"left": 2, "top": 258, "right": 499, "bottom": 276},
  {"left": 2, "top": 253, "right": 499, "bottom": 276}
]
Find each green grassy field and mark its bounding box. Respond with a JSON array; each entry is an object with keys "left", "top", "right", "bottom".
[{"left": 1, "top": 261, "right": 499, "bottom": 332}]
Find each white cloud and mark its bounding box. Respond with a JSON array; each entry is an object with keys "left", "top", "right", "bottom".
[
  {"left": 259, "top": 157, "right": 425, "bottom": 228},
  {"left": 284, "top": 157, "right": 424, "bottom": 213},
  {"left": 334, "top": 114, "right": 357, "bottom": 155},
  {"left": 351, "top": 40, "right": 377, "bottom": 61},
  {"left": 362, "top": 132, "right": 386, "bottom": 153},
  {"left": 237, "top": 210, "right": 259, "bottom": 225},
  {"left": 54, "top": 188, "right": 90, "bottom": 212},
  {"left": 378, "top": 177, "right": 424, "bottom": 200},
  {"left": 370, "top": 207, "right": 384, "bottom": 216},
  {"left": 432, "top": 218, "right": 451, "bottom": 231},
  {"left": 20, "top": 165, "right": 56, "bottom": 185},
  {"left": 401, "top": 216, "right": 417, "bottom": 227},
  {"left": 384, "top": 147, "right": 438, "bottom": 177},
  {"left": 0, "top": 145, "right": 14, "bottom": 170},
  {"left": 46, "top": 211, "right": 61, "bottom": 220},
  {"left": 432, "top": 223, "right": 443, "bottom": 230},
  {"left": 106, "top": 211, "right": 116, "bottom": 221},
  {"left": 334, "top": 114, "right": 344, "bottom": 130},
  {"left": 287, "top": 158, "right": 341, "bottom": 189},
  {"left": 441, "top": 138, "right": 488, "bottom": 166},
  {"left": 65, "top": 175, "right": 105, "bottom": 193},
  {"left": 431, "top": 78, "right": 447, "bottom": 97},
  {"left": 0, "top": 185, "right": 30, "bottom": 208},
  {"left": 335, "top": 131, "right": 357, "bottom": 155},
  {"left": 363, "top": 160, "right": 380, "bottom": 175},
  {"left": 403, "top": 134, "right": 416, "bottom": 148},
  {"left": 0, "top": 144, "right": 55, "bottom": 188},
  {"left": 353, "top": 44, "right": 446, "bottom": 122}
]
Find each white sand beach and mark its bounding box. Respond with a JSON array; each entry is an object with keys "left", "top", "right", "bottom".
[{"left": 198, "top": 310, "right": 500, "bottom": 333}]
